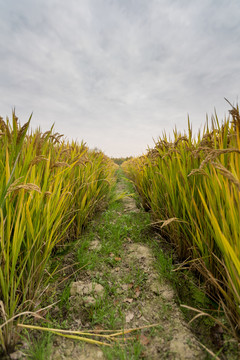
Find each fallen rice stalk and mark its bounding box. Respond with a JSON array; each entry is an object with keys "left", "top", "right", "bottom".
[
  {"left": 180, "top": 304, "right": 229, "bottom": 333},
  {"left": 196, "top": 340, "right": 221, "bottom": 360},
  {"left": 18, "top": 324, "right": 113, "bottom": 339},
  {"left": 0, "top": 301, "right": 59, "bottom": 330},
  {"left": 17, "top": 322, "right": 161, "bottom": 346},
  {"left": 51, "top": 332, "right": 111, "bottom": 346},
  {"left": 108, "top": 323, "right": 161, "bottom": 337}
]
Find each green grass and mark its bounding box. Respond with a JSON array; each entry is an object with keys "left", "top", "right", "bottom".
[
  {"left": 25, "top": 332, "right": 52, "bottom": 360},
  {"left": 103, "top": 340, "right": 144, "bottom": 360},
  {"left": 87, "top": 297, "right": 125, "bottom": 329}
]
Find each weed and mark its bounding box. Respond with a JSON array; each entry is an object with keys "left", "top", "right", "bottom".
[
  {"left": 24, "top": 330, "right": 52, "bottom": 360},
  {"left": 103, "top": 340, "right": 144, "bottom": 360}
]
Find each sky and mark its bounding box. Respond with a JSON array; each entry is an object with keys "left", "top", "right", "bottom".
[{"left": 0, "top": 0, "right": 239, "bottom": 157}]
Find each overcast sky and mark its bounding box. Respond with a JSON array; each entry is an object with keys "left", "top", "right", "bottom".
[{"left": 0, "top": 0, "right": 239, "bottom": 157}]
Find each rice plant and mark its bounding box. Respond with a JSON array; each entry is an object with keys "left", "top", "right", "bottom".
[
  {"left": 0, "top": 112, "right": 116, "bottom": 354},
  {"left": 122, "top": 102, "right": 240, "bottom": 340}
]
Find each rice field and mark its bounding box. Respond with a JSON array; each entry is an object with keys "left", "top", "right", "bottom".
[
  {"left": 0, "top": 103, "right": 239, "bottom": 356},
  {"left": 122, "top": 102, "right": 240, "bottom": 340},
  {"left": 0, "top": 113, "right": 116, "bottom": 353}
]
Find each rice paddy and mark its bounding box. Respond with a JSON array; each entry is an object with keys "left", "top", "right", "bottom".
[{"left": 0, "top": 103, "right": 239, "bottom": 358}]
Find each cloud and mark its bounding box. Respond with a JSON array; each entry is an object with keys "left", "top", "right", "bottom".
[{"left": 0, "top": 0, "right": 239, "bottom": 157}]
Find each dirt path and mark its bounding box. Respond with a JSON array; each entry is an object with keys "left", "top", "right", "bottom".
[{"left": 49, "top": 175, "right": 205, "bottom": 360}]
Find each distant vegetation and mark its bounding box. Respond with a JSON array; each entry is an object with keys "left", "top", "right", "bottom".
[
  {"left": 111, "top": 156, "right": 132, "bottom": 165},
  {"left": 122, "top": 101, "right": 240, "bottom": 341}
]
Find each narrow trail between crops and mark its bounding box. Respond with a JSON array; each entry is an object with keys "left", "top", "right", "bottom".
[{"left": 50, "top": 173, "right": 204, "bottom": 360}]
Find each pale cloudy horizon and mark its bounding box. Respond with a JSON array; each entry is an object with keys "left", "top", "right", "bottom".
[{"left": 0, "top": 0, "right": 239, "bottom": 157}]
